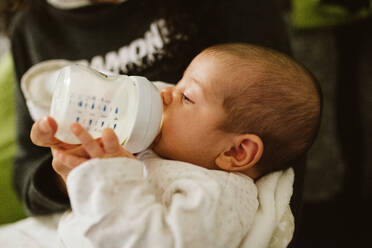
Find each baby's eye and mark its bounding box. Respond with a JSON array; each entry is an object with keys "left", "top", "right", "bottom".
[{"left": 182, "top": 93, "right": 193, "bottom": 104}]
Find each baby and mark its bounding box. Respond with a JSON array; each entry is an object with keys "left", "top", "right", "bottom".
[{"left": 29, "top": 43, "right": 321, "bottom": 247}]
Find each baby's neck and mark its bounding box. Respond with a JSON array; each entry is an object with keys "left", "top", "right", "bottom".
[
  {"left": 239, "top": 168, "right": 262, "bottom": 181},
  {"left": 211, "top": 163, "right": 261, "bottom": 180}
]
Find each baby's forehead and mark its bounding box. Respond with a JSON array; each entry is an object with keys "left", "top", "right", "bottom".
[
  {"left": 206, "top": 77, "right": 245, "bottom": 105},
  {"left": 197, "top": 51, "right": 265, "bottom": 100},
  {"left": 211, "top": 65, "right": 255, "bottom": 93}
]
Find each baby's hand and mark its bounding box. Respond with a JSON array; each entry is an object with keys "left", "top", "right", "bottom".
[
  {"left": 30, "top": 116, "right": 78, "bottom": 150},
  {"left": 56, "top": 123, "right": 136, "bottom": 169}
]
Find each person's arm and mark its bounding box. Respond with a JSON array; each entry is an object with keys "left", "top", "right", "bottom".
[
  {"left": 58, "top": 157, "right": 258, "bottom": 248},
  {"left": 11, "top": 69, "right": 70, "bottom": 215},
  {"left": 7, "top": 3, "right": 74, "bottom": 214},
  {"left": 12, "top": 88, "right": 70, "bottom": 214},
  {"left": 11, "top": 65, "right": 70, "bottom": 214}
]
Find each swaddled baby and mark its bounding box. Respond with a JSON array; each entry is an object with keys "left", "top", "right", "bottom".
[{"left": 29, "top": 43, "right": 321, "bottom": 247}]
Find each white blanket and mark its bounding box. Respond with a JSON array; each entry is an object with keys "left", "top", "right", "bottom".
[
  {"left": 58, "top": 151, "right": 259, "bottom": 248},
  {"left": 0, "top": 214, "right": 62, "bottom": 248},
  {"left": 0, "top": 152, "right": 294, "bottom": 248}
]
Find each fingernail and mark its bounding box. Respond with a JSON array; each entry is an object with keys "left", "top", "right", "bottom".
[
  {"left": 56, "top": 149, "right": 64, "bottom": 157},
  {"left": 54, "top": 149, "right": 61, "bottom": 157},
  {"left": 41, "top": 117, "right": 51, "bottom": 132},
  {"left": 70, "top": 123, "right": 80, "bottom": 133}
]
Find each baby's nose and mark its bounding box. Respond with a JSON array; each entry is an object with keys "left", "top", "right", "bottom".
[{"left": 160, "top": 87, "right": 173, "bottom": 106}]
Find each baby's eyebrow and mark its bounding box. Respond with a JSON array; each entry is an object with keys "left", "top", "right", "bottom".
[
  {"left": 190, "top": 76, "right": 201, "bottom": 87},
  {"left": 189, "top": 76, "right": 206, "bottom": 100}
]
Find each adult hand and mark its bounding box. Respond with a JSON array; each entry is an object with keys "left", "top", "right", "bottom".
[
  {"left": 30, "top": 116, "right": 77, "bottom": 150},
  {"left": 30, "top": 116, "right": 87, "bottom": 184},
  {"left": 52, "top": 146, "right": 89, "bottom": 183}
]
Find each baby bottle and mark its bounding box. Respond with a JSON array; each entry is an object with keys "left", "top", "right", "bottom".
[{"left": 50, "top": 64, "right": 163, "bottom": 153}]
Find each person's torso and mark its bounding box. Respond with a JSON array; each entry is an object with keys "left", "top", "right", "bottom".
[{"left": 10, "top": 0, "right": 220, "bottom": 83}]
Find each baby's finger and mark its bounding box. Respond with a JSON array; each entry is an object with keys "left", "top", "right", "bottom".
[
  {"left": 30, "top": 116, "right": 58, "bottom": 146},
  {"left": 102, "top": 128, "right": 136, "bottom": 159},
  {"left": 101, "top": 128, "right": 121, "bottom": 154},
  {"left": 70, "top": 123, "right": 104, "bottom": 158},
  {"left": 55, "top": 149, "right": 88, "bottom": 169}
]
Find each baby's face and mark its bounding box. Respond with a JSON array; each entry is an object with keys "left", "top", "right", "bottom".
[{"left": 152, "top": 52, "right": 234, "bottom": 169}]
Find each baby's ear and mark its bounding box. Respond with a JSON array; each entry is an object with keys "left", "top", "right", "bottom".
[{"left": 215, "top": 134, "right": 263, "bottom": 172}]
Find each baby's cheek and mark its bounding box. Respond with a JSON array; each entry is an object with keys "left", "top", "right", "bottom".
[{"left": 153, "top": 133, "right": 176, "bottom": 156}]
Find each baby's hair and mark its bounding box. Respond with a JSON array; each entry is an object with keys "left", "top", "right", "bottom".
[{"left": 203, "top": 43, "right": 322, "bottom": 175}]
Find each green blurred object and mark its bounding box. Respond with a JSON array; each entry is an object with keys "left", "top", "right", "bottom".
[
  {"left": 0, "top": 52, "right": 26, "bottom": 224},
  {"left": 292, "top": 0, "right": 372, "bottom": 29}
]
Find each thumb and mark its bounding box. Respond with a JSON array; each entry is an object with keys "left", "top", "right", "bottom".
[{"left": 31, "top": 116, "right": 58, "bottom": 146}]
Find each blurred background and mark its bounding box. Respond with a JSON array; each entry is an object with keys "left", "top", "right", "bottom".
[
  {"left": 0, "top": 0, "right": 371, "bottom": 247},
  {"left": 283, "top": 0, "right": 372, "bottom": 247},
  {"left": 0, "top": 36, "right": 8, "bottom": 55}
]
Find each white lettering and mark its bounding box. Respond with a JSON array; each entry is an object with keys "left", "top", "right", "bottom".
[
  {"left": 145, "top": 22, "right": 163, "bottom": 62},
  {"left": 88, "top": 19, "right": 171, "bottom": 74},
  {"left": 157, "top": 19, "right": 170, "bottom": 44},
  {"left": 118, "top": 46, "right": 130, "bottom": 73},
  {"left": 90, "top": 56, "right": 104, "bottom": 72},
  {"left": 145, "top": 22, "right": 164, "bottom": 50},
  {"left": 129, "top": 38, "right": 147, "bottom": 66},
  {"left": 105, "top": 51, "right": 120, "bottom": 74}
]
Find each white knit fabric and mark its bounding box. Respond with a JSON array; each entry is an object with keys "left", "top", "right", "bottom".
[
  {"left": 58, "top": 150, "right": 259, "bottom": 248},
  {"left": 0, "top": 151, "right": 294, "bottom": 247}
]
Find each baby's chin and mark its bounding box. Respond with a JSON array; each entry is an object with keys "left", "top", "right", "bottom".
[
  {"left": 150, "top": 133, "right": 169, "bottom": 159},
  {"left": 150, "top": 135, "right": 179, "bottom": 161},
  {"left": 150, "top": 132, "right": 162, "bottom": 149}
]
